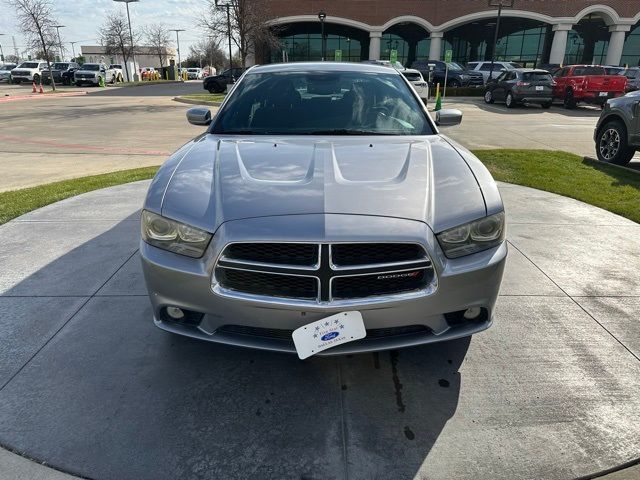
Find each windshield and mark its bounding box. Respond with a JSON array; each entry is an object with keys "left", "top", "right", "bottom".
[
  {"left": 523, "top": 72, "right": 553, "bottom": 82},
  {"left": 447, "top": 62, "right": 464, "bottom": 71},
  {"left": 110, "top": 64, "right": 122, "bottom": 69},
  {"left": 212, "top": 70, "right": 433, "bottom": 136},
  {"left": 53, "top": 63, "right": 69, "bottom": 70},
  {"left": 573, "top": 66, "right": 605, "bottom": 76},
  {"left": 82, "top": 64, "right": 101, "bottom": 71},
  {"left": 509, "top": 62, "right": 523, "bottom": 68},
  {"left": 1, "top": 64, "right": 16, "bottom": 70},
  {"left": 18, "top": 62, "right": 39, "bottom": 68},
  {"left": 624, "top": 70, "right": 639, "bottom": 79},
  {"left": 402, "top": 71, "right": 423, "bottom": 81},
  {"left": 188, "top": 69, "right": 198, "bottom": 72}
]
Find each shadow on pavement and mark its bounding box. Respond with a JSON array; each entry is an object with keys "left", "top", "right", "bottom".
[
  {"left": 582, "top": 157, "right": 640, "bottom": 188},
  {"left": 0, "top": 212, "right": 469, "bottom": 480}
]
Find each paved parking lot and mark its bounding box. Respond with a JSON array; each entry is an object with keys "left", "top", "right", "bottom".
[
  {"left": 0, "top": 181, "right": 638, "bottom": 480},
  {"left": 0, "top": 82, "right": 638, "bottom": 192}
]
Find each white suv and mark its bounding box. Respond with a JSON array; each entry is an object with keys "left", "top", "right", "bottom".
[
  {"left": 74, "top": 63, "right": 116, "bottom": 86},
  {"left": 10, "top": 61, "right": 48, "bottom": 84},
  {"left": 467, "top": 61, "right": 522, "bottom": 83}
]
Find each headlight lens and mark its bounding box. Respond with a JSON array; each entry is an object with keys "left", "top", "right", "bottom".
[
  {"left": 141, "top": 210, "right": 211, "bottom": 258},
  {"left": 437, "top": 212, "right": 505, "bottom": 258}
]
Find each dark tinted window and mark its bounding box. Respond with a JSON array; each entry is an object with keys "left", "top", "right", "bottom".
[
  {"left": 523, "top": 72, "right": 553, "bottom": 82},
  {"left": 572, "top": 66, "right": 605, "bottom": 76},
  {"left": 212, "top": 70, "right": 433, "bottom": 136},
  {"left": 624, "top": 69, "right": 640, "bottom": 79}
]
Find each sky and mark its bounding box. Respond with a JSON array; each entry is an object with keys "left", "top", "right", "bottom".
[{"left": 1, "top": 0, "right": 208, "bottom": 60}]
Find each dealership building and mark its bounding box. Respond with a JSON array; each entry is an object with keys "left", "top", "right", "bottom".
[{"left": 257, "top": 1, "right": 640, "bottom": 68}]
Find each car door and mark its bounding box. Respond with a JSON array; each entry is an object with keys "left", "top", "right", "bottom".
[
  {"left": 493, "top": 71, "right": 510, "bottom": 100},
  {"left": 553, "top": 67, "right": 568, "bottom": 98}
]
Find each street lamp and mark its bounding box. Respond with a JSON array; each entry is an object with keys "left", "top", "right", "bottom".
[
  {"left": 488, "top": 0, "right": 515, "bottom": 81},
  {"left": 207, "top": 35, "right": 215, "bottom": 75},
  {"left": 170, "top": 29, "right": 185, "bottom": 80},
  {"left": 0, "top": 34, "right": 5, "bottom": 63},
  {"left": 113, "top": 0, "right": 140, "bottom": 81},
  {"left": 69, "top": 41, "right": 80, "bottom": 61},
  {"left": 215, "top": 0, "right": 236, "bottom": 81},
  {"left": 318, "top": 10, "right": 326, "bottom": 61},
  {"left": 53, "top": 25, "right": 65, "bottom": 61}
]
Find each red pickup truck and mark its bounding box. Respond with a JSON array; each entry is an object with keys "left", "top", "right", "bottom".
[{"left": 553, "top": 65, "right": 627, "bottom": 109}]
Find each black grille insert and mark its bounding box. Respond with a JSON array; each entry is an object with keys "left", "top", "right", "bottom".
[
  {"left": 332, "top": 269, "right": 431, "bottom": 299},
  {"left": 217, "top": 324, "right": 431, "bottom": 341},
  {"left": 224, "top": 243, "right": 318, "bottom": 266},
  {"left": 331, "top": 243, "right": 425, "bottom": 267},
  {"left": 215, "top": 267, "right": 317, "bottom": 299}
]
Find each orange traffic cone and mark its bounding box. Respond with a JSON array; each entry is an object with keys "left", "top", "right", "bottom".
[
  {"left": 32, "top": 81, "right": 37, "bottom": 93},
  {"left": 39, "top": 84, "right": 44, "bottom": 94}
]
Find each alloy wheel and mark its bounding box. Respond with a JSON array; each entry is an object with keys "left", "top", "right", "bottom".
[{"left": 599, "top": 128, "right": 620, "bottom": 161}]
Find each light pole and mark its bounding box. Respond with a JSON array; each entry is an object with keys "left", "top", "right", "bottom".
[
  {"left": 113, "top": 0, "right": 140, "bottom": 81},
  {"left": 171, "top": 29, "right": 185, "bottom": 80},
  {"left": 69, "top": 41, "right": 80, "bottom": 61},
  {"left": 318, "top": 10, "right": 326, "bottom": 61},
  {"left": 53, "top": 25, "right": 65, "bottom": 61},
  {"left": 207, "top": 35, "right": 215, "bottom": 75},
  {"left": 488, "top": 0, "right": 514, "bottom": 81},
  {"left": 0, "top": 34, "right": 5, "bottom": 63},
  {"left": 215, "top": 0, "right": 236, "bottom": 81}
]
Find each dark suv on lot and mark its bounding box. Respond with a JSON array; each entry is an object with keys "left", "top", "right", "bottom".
[
  {"left": 412, "top": 60, "right": 483, "bottom": 88},
  {"left": 203, "top": 68, "right": 244, "bottom": 93},
  {"left": 484, "top": 69, "right": 554, "bottom": 108},
  {"left": 594, "top": 91, "right": 640, "bottom": 165},
  {"left": 42, "top": 62, "right": 80, "bottom": 85}
]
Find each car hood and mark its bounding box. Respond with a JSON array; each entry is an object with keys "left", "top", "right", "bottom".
[{"left": 156, "top": 135, "right": 488, "bottom": 234}]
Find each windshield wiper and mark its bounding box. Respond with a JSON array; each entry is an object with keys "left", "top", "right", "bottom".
[{"left": 307, "top": 129, "right": 396, "bottom": 135}]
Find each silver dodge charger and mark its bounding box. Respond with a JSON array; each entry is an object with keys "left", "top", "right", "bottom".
[{"left": 140, "top": 62, "right": 506, "bottom": 358}]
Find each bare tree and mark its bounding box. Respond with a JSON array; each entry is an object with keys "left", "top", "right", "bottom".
[
  {"left": 100, "top": 12, "right": 141, "bottom": 82},
  {"left": 199, "top": 0, "right": 280, "bottom": 69},
  {"left": 145, "top": 23, "right": 171, "bottom": 69},
  {"left": 186, "top": 38, "right": 227, "bottom": 71},
  {"left": 7, "top": 0, "right": 59, "bottom": 90}
]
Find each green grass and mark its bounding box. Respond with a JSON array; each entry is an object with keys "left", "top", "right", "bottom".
[
  {"left": 0, "top": 149, "right": 638, "bottom": 227},
  {"left": 0, "top": 167, "right": 158, "bottom": 225},
  {"left": 474, "top": 149, "right": 640, "bottom": 223},
  {"left": 180, "top": 93, "right": 226, "bottom": 103}
]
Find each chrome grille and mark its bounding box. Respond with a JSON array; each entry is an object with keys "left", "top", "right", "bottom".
[{"left": 213, "top": 242, "right": 436, "bottom": 305}]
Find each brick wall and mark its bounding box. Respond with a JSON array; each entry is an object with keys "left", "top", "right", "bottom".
[{"left": 264, "top": 0, "right": 640, "bottom": 27}]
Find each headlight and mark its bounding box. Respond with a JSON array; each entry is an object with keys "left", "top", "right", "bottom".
[
  {"left": 436, "top": 212, "right": 505, "bottom": 258},
  {"left": 141, "top": 210, "right": 212, "bottom": 258}
]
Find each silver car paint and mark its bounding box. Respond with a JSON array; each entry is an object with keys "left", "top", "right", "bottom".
[{"left": 141, "top": 62, "right": 507, "bottom": 354}]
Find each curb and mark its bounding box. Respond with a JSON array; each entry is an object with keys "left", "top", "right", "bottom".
[{"left": 172, "top": 96, "right": 223, "bottom": 107}]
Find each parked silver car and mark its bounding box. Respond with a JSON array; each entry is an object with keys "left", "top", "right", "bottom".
[{"left": 140, "top": 62, "right": 507, "bottom": 357}]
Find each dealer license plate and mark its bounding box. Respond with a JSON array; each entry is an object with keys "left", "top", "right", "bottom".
[
  {"left": 599, "top": 92, "right": 608, "bottom": 97},
  {"left": 535, "top": 86, "right": 544, "bottom": 91},
  {"left": 292, "top": 311, "right": 366, "bottom": 360}
]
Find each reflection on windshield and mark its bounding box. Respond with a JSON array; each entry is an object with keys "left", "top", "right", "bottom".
[
  {"left": 447, "top": 62, "right": 463, "bottom": 71},
  {"left": 212, "top": 71, "right": 433, "bottom": 136},
  {"left": 82, "top": 64, "right": 100, "bottom": 71}
]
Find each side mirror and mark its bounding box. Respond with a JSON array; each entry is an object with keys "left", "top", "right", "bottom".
[
  {"left": 186, "top": 107, "right": 212, "bottom": 126},
  {"left": 435, "top": 109, "right": 463, "bottom": 127}
]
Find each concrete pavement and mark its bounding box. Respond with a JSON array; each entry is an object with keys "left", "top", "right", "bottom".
[
  {"left": 0, "top": 180, "right": 638, "bottom": 480},
  {"left": 0, "top": 82, "right": 204, "bottom": 192}
]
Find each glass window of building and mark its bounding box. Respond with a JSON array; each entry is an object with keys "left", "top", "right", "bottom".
[{"left": 621, "top": 23, "right": 640, "bottom": 67}]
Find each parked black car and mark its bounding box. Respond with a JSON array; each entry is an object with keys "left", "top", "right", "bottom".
[
  {"left": 594, "top": 91, "right": 640, "bottom": 165},
  {"left": 412, "top": 60, "right": 483, "bottom": 88},
  {"left": 484, "top": 68, "right": 554, "bottom": 108},
  {"left": 203, "top": 68, "right": 244, "bottom": 93},
  {"left": 623, "top": 67, "right": 640, "bottom": 92},
  {"left": 42, "top": 62, "right": 80, "bottom": 85}
]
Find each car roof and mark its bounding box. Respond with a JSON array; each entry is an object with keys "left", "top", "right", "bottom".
[
  {"left": 248, "top": 61, "right": 401, "bottom": 75},
  {"left": 401, "top": 68, "right": 422, "bottom": 74},
  {"left": 514, "top": 68, "right": 550, "bottom": 73}
]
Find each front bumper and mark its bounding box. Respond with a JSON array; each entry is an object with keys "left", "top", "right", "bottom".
[{"left": 140, "top": 214, "right": 507, "bottom": 355}]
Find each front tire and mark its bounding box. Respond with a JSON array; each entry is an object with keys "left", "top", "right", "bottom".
[
  {"left": 505, "top": 91, "right": 516, "bottom": 108},
  {"left": 484, "top": 90, "right": 494, "bottom": 104},
  {"left": 596, "top": 120, "right": 636, "bottom": 166},
  {"left": 541, "top": 102, "right": 552, "bottom": 109},
  {"left": 448, "top": 79, "right": 461, "bottom": 88},
  {"left": 75, "top": 81, "right": 82, "bottom": 87}
]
